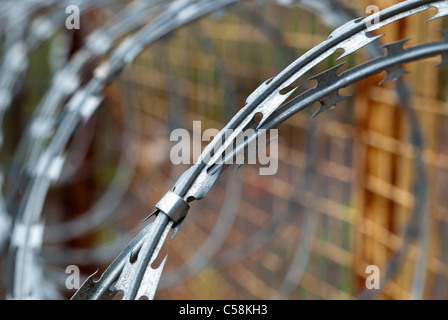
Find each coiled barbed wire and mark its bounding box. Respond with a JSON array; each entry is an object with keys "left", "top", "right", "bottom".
[
  {"left": 71, "top": 0, "right": 448, "bottom": 300},
  {"left": 1, "top": 0, "right": 446, "bottom": 300},
  {"left": 6, "top": 0, "right": 243, "bottom": 300}
]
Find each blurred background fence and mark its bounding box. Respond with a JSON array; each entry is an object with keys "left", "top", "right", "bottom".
[{"left": 1, "top": 0, "right": 448, "bottom": 300}]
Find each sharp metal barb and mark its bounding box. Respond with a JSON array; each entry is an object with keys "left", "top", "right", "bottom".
[
  {"left": 336, "top": 33, "right": 384, "bottom": 61},
  {"left": 439, "top": 29, "right": 448, "bottom": 42},
  {"left": 436, "top": 51, "right": 448, "bottom": 66},
  {"left": 309, "top": 63, "right": 345, "bottom": 87},
  {"left": 379, "top": 64, "right": 410, "bottom": 85},
  {"left": 382, "top": 38, "right": 410, "bottom": 57},
  {"left": 436, "top": 29, "right": 448, "bottom": 66},
  {"left": 286, "top": 63, "right": 349, "bottom": 118},
  {"left": 312, "top": 90, "right": 348, "bottom": 118},
  {"left": 427, "top": 1, "right": 448, "bottom": 22},
  {"left": 377, "top": 39, "right": 411, "bottom": 85}
]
